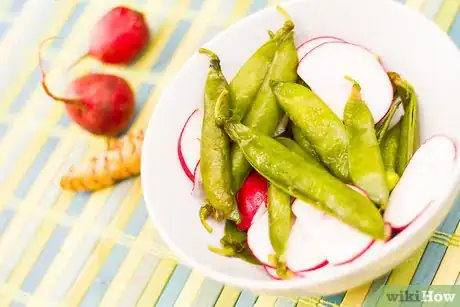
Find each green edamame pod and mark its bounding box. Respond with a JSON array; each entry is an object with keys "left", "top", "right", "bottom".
[
  {"left": 291, "top": 125, "right": 320, "bottom": 161},
  {"left": 376, "top": 97, "right": 403, "bottom": 143},
  {"left": 268, "top": 182, "right": 292, "bottom": 278},
  {"left": 229, "top": 20, "right": 294, "bottom": 121},
  {"left": 231, "top": 30, "right": 298, "bottom": 192},
  {"left": 380, "top": 122, "right": 401, "bottom": 190},
  {"left": 343, "top": 78, "right": 389, "bottom": 208},
  {"left": 208, "top": 220, "right": 260, "bottom": 265},
  {"left": 199, "top": 49, "right": 239, "bottom": 222},
  {"left": 270, "top": 81, "right": 350, "bottom": 181},
  {"left": 389, "top": 72, "right": 419, "bottom": 176},
  {"left": 276, "top": 137, "right": 322, "bottom": 167},
  {"left": 224, "top": 122, "right": 385, "bottom": 240}
]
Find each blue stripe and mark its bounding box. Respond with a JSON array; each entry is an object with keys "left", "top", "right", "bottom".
[
  {"left": 57, "top": 114, "right": 72, "bottom": 127},
  {"left": 0, "top": 123, "right": 7, "bottom": 142},
  {"left": 20, "top": 226, "right": 69, "bottom": 293},
  {"left": 363, "top": 273, "right": 391, "bottom": 307},
  {"left": 151, "top": 20, "right": 192, "bottom": 72},
  {"left": 275, "top": 298, "right": 296, "bottom": 307},
  {"left": 448, "top": 13, "right": 460, "bottom": 48},
  {"left": 10, "top": 0, "right": 27, "bottom": 12},
  {"left": 409, "top": 197, "right": 460, "bottom": 286},
  {"left": 0, "top": 209, "right": 14, "bottom": 234},
  {"left": 8, "top": 66, "right": 40, "bottom": 114},
  {"left": 52, "top": 3, "right": 88, "bottom": 48},
  {"left": 124, "top": 82, "right": 155, "bottom": 133},
  {"left": 0, "top": 22, "right": 8, "bottom": 40},
  {"left": 235, "top": 290, "right": 258, "bottom": 307},
  {"left": 423, "top": 0, "right": 444, "bottom": 19},
  {"left": 190, "top": 0, "right": 204, "bottom": 10},
  {"left": 66, "top": 193, "right": 91, "bottom": 216},
  {"left": 324, "top": 292, "right": 346, "bottom": 305},
  {"left": 14, "top": 138, "right": 59, "bottom": 198},
  {"left": 123, "top": 198, "right": 148, "bottom": 236},
  {"left": 80, "top": 245, "right": 129, "bottom": 307},
  {"left": 248, "top": 0, "right": 266, "bottom": 14},
  {"left": 156, "top": 265, "right": 192, "bottom": 307},
  {"left": 192, "top": 279, "right": 224, "bottom": 307}
]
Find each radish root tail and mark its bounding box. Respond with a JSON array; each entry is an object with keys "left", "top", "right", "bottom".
[
  {"left": 38, "top": 36, "right": 85, "bottom": 109},
  {"left": 60, "top": 129, "right": 144, "bottom": 192}
]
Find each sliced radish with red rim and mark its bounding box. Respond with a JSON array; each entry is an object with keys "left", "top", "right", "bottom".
[
  {"left": 178, "top": 109, "right": 202, "bottom": 181},
  {"left": 191, "top": 160, "right": 205, "bottom": 200},
  {"left": 247, "top": 206, "right": 272, "bottom": 267},
  {"left": 384, "top": 135, "right": 457, "bottom": 231},
  {"left": 297, "top": 41, "right": 393, "bottom": 123},
  {"left": 297, "top": 36, "right": 345, "bottom": 61},
  {"left": 236, "top": 171, "right": 268, "bottom": 231}
]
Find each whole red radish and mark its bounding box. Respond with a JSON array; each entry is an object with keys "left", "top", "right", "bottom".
[
  {"left": 39, "top": 39, "right": 136, "bottom": 137},
  {"left": 236, "top": 171, "right": 268, "bottom": 231},
  {"left": 74, "top": 6, "right": 150, "bottom": 66}
]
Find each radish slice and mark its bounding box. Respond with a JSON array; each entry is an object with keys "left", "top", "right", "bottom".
[
  {"left": 286, "top": 219, "right": 328, "bottom": 273},
  {"left": 384, "top": 135, "right": 457, "bottom": 231},
  {"left": 178, "top": 109, "right": 203, "bottom": 181},
  {"left": 292, "top": 199, "right": 378, "bottom": 265},
  {"left": 236, "top": 171, "right": 268, "bottom": 231},
  {"left": 264, "top": 266, "right": 282, "bottom": 280},
  {"left": 191, "top": 161, "right": 205, "bottom": 200},
  {"left": 297, "top": 36, "right": 345, "bottom": 61},
  {"left": 297, "top": 42, "right": 393, "bottom": 122},
  {"left": 247, "top": 206, "right": 272, "bottom": 267}
]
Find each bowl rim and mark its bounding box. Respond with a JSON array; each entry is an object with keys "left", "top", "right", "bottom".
[{"left": 141, "top": 0, "right": 460, "bottom": 292}]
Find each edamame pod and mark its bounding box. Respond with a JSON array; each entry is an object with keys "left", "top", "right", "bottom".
[
  {"left": 380, "top": 122, "right": 401, "bottom": 190},
  {"left": 276, "top": 137, "right": 322, "bottom": 167},
  {"left": 343, "top": 78, "right": 389, "bottom": 208},
  {"left": 231, "top": 30, "right": 298, "bottom": 192},
  {"left": 224, "top": 122, "right": 385, "bottom": 240},
  {"left": 270, "top": 81, "right": 350, "bottom": 181},
  {"left": 389, "top": 73, "right": 419, "bottom": 176},
  {"left": 376, "top": 97, "right": 402, "bottom": 143},
  {"left": 229, "top": 20, "right": 294, "bottom": 121},
  {"left": 199, "top": 49, "right": 239, "bottom": 222},
  {"left": 291, "top": 125, "right": 320, "bottom": 161},
  {"left": 268, "top": 182, "right": 292, "bottom": 278}
]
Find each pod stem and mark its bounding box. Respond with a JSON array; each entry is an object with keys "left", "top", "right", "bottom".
[
  {"left": 198, "top": 48, "right": 221, "bottom": 70},
  {"left": 199, "top": 204, "right": 214, "bottom": 233},
  {"left": 38, "top": 36, "right": 85, "bottom": 109},
  {"left": 276, "top": 5, "right": 292, "bottom": 22},
  {"left": 345, "top": 76, "right": 362, "bottom": 100}
]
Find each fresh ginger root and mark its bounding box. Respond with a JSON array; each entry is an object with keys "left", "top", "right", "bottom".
[{"left": 61, "top": 129, "right": 144, "bottom": 192}]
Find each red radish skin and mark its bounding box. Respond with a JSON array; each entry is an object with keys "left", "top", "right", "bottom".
[
  {"left": 296, "top": 36, "right": 345, "bottom": 61},
  {"left": 39, "top": 37, "right": 136, "bottom": 137},
  {"left": 384, "top": 135, "right": 457, "bottom": 231},
  {"left": 236, "top": 171, "right": 268, "bottom": 231},
  {"left": 178, "top": 109, "right": 200, "bottom": 181},
  {"left": 71, "top": 6, "right": 150, "bottom": 67}
]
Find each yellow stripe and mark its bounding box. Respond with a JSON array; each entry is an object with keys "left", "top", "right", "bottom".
[
  {"left": 173, "top": 271, "right": 205, "bottom": 307},
  {"left": 98, "top": 223, "right": 158, "bottom": 307},
  {"left": 406, "top": 0, "right": 428, "bottom": 11},
  {"left": 386, "top": 243, "right": 428, "bottom": 285},
  {"left": 214, "top": 286, "right": 241, "bottom": 307},
  {"left": 431, "top": 223, "right": 460, "bottom": 285},
  {"left": 434, "top": 0, "right": 460, "bottom": 32},
  {"left": 61, "top": 181, "right": 143, "bottom": 306},
  {"left": 341, "top": 283, "right": 372, "bottom": 307},
  {"left": 0, "top": 0, "right": 79, "bottom": 118},
  {"left": 136, "top": 259, "right": 177, "bottom": 306},
  {"left": 254, "top": 295, "right": 278, "bottom": 307},
  {"left": 226, "top": 0, "right": 254, "bottom": 28}
]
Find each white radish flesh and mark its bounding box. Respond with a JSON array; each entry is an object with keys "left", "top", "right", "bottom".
[
  {"left": 247, "top": 207, "right": 272, "bottom": 267},
  {"left": 191, "top": 161, "right": 205, "bottom": 200},
  {"left": 286, "top": 219, "right": 328, "bottom": 273},
  {"left": 297, "top": 36, "right": 345, "bottom": 61},
  {"left": 292, "top": 198, "right": 377, "bottom": 265},
  {"left": 177, "top": 109, "right": 203, "bottom": 181},
  {"left": 384, "top": 135, "right": 457, "bottom": 230},
  {"left": 297, "top": 42, "right": 393, "bottom": 123}
]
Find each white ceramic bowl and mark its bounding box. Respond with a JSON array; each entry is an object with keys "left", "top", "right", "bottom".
[{"left": 141, "top": 0, "right": 460, "bottom": 297}]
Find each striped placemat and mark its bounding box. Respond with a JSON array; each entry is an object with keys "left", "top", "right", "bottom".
[{"left": 0, "top": 0, "right": 458, "bottom": 306}]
